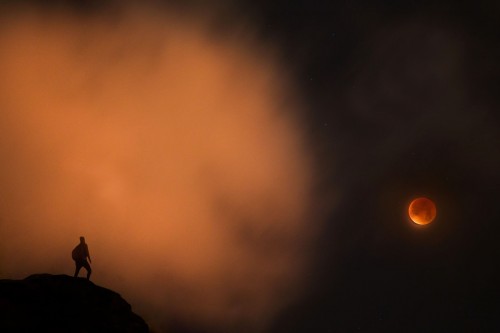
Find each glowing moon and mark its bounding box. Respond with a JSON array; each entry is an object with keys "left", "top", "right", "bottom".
[{"left": 408, "top": 197, "right": 436, "bottom": 225}]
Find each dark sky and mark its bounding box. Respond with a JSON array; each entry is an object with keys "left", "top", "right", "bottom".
[
  {"left": 2, "top": 0, "right": 500, "bottom": 332},
  {"left": 249, "top": 1, "right": 500, "bottom": 332},
  {"left": 235, "top": 1, "right": 500, "bottom": 332}
]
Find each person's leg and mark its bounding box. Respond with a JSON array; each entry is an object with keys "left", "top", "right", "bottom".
[
  {"left": 83, "top": 261, "right": 92, "bottom": 280},
  {"left": 74, "top": 262, "right": 82, "bottom": 277}
]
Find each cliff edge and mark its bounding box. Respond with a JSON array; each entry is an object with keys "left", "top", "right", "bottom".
[{"left": 0, "top": 274, "right": 149, "bottom": 333}]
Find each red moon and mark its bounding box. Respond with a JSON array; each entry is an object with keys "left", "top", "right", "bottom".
[{"left": 408, "top": 197, "right": 436, "bottom": 225}]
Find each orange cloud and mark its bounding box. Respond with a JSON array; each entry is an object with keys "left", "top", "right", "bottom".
[{"left": 0, "top": 5, "right": 318, "bottom": 331}]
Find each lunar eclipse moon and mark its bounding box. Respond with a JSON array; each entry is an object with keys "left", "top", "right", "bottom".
[{"left": 408, "top": 197, "right": 436, "bottom": 225}]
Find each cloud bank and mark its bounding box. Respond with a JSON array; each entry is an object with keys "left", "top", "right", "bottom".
[{"left": 0, "top": 4, "right": 317, "bottom": 332}]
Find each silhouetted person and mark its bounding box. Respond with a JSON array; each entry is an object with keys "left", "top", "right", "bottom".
[{"left": 72, "top": 236, "right": 92, "bottom": 280}]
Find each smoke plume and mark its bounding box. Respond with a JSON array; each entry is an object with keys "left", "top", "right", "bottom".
[{"left": 0, "top": 4, "right": 317, "bottom": 332}]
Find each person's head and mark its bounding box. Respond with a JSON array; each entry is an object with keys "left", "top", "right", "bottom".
[{"left": 80, "top": 236, "right": 85, "bottom": 243}]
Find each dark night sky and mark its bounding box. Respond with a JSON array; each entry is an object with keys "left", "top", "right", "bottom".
[
  {"left": 235, "top": 1, "right": 500, "bottom": 332},
  {"left": 251, "top": 1, "right": 500, "bottom": 332},
  {"left": 2, "top": 0, "right": 500, "bottom": 332}
]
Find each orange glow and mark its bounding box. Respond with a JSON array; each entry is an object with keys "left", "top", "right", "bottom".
[
  {"left": 408, "top": 197, "right": 436, "bottom": 225},
  {"left": 0, "top": 6, "right": 319, "bottom": 331}
]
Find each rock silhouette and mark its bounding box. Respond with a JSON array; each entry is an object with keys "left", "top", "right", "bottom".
[{"left": 0, "top": 274, "right": 148, "bottom": 333}]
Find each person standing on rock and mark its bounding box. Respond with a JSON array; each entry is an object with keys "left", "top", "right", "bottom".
[{"left": 72, "top": 236, "right": 92, "bottom": 280}]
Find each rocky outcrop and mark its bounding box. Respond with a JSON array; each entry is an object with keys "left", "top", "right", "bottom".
[{"left": 0, "top": 274, "right": 148, "bottom": 333}]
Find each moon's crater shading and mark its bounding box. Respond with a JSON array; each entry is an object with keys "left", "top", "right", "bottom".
[{"left": 409, "top": 197, "right": 436, "bottom": 225}]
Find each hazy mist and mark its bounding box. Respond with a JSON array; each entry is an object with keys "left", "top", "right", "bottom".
[{"left": 0, "top": 4, "right": 319, "bottom": 332}]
